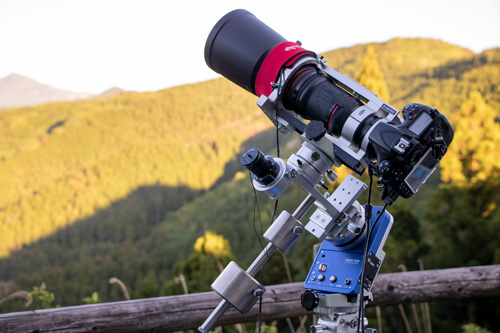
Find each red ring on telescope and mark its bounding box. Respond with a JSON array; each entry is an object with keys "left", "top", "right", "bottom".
[{"left": 255, "top": 41, "right": 315, "bottom": 97}]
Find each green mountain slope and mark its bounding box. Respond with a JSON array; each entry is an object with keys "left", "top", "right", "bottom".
[
  {"left": 0, "top": 133, "right": 304, "bottom": 309},
  {"left": 323, "top": 38, "right": 473, "bottom": 78},
  {"left": 0, "top": 79, "right": 272, "bottom": 257},
  {"left": 0, "top": 38, "right": 499, "bottom": 315},
  {"left": 321, "top": 38, "right": 500, "bottom": 113}
]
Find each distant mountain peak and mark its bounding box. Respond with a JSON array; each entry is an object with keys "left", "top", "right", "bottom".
[
  {"left": 3, "top": 73, "right": 29, "bottom": 80},
  {"left": 0, "top": 73, "right": 38, "bottom": 87},
  {"left": 4, "top": 73, "right": 29, "bottom": 80},
  {"left": 95, "top": 87, "right": 128, "bottom": 99},
  {"left": 0, "top": 73, "right": 95, "bottom": 110}
]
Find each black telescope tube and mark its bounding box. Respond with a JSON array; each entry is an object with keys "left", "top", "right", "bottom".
[
  {"left": 204, "top": 9, "right": 287, "bottom": 95},
  {"left": 205, "top": 9, "right": 363, "bottom": 139}
]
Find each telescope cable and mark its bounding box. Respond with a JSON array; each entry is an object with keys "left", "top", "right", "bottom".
[
  {"left": 249, "top": 173, "right": 267, "bottom": 333},
  {"left": 251, "top": 121, "right": 282, "bottom": 333},
  {"left": 358, "top": 168, "right": 388, "bottom": 332},
  {"left": 250, "top": 174, "right": 266, "bottom": 250},
  {"left": 259, "top": 120, "right": 281, "bottom": 332},
  {"left": 358, "top": 167, "right": 374, "bottom": 333},
  {"left": 257, "top": 199, "right": 279, "bottom": 332},
  {"left": 259, "top": 116, "right": 282, "bottom": 332}
]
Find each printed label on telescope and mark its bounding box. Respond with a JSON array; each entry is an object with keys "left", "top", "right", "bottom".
[
  {"left": 381, "top": 104, "right": 398, "bottom": 115},
  {"left": 285, "top": 45, "right": 301, "bottom": 51}
]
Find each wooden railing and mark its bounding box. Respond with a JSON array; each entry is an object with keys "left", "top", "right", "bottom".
[{"left": 0, "top": 265, "right": 499, "bottom": 332}]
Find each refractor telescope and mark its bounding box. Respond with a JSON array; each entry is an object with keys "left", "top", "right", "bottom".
[
  {"left": 199, "top": 9, "right": 455, "bottom": 333},
  {"left": 205, "top": 9, "right": 453, "bottom": 205}
]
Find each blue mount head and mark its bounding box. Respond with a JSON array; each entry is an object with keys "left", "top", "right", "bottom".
[{"left": 304, "top": 206, "right": 393, "bottom": 295}]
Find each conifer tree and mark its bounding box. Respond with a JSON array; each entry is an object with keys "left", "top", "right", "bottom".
[
  {"left": 421, "top": 91, "right": 500, "bottom": 333},
  {"left": 440, "top": 91, "right": 500, "bottom": 186},
  {"left": 426, "top": 92, "right": 500, "bottom": 268},
  {"left": 356, "top": 46, "right": 390, "bottom": 102}
]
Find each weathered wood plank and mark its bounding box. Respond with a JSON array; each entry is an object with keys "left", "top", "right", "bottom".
[
  {"left": 370, "top": 264, "right": 500, "bottom": 306},
  {"left": 0, "top": 265, "right": 498, "bottom": 332}
]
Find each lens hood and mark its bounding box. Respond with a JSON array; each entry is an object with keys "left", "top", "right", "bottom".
[{"left": 204, "top": 9, "right": 286, "bottom": 95}]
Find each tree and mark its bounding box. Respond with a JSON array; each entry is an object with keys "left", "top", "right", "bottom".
[
  {"left": 424, "top": 92, "right": 500, "bottom": 332},
  {"left": 163, "top": 231, "right": 234, "bottom": 295},
  {"left": 356, "top": 46, "right": 390, "bottom": 102},
  {"left": 427, "top": 92, "right": 500, "bottom": 267},
  {"left": 194, "top": 231, "right": 231, "bottom": 257},
  {"left": 440, "top": 91, "right": 500, "bottom": 186}
]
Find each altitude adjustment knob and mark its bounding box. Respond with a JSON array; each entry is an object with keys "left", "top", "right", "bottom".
[
  {"left": 304, "top": 120, "right": 327, "bottom": 142},
  {"left": 301, "top": 289, "right": 319, "bottom": 311}
]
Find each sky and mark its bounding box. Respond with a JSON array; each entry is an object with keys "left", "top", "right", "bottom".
[{"left": 1, "top": 0, "right": 499, "bottom": 95}]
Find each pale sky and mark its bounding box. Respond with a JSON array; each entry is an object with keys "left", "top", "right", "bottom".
[{"left": 1, "top": 0, "right": 499, "bottom": 94}]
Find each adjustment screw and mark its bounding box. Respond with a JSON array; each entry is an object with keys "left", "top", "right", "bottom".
[
  {"left": 253, "top": 288, "right": 264, "bottom": 297},
  {"left": 293, "top": 226, "right": 304, "bottom": 235}
]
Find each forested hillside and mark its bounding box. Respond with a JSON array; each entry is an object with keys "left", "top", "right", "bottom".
[
  {"left": 0, "top": 79, "right": 272, "bottom": 257},
  {"left": 1, "top": 38, "right": 499, "bottom": 331}
]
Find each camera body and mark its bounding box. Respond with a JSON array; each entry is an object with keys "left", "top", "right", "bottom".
[{"left": 369, "top": 103, "right": 453, "bottom": 203}]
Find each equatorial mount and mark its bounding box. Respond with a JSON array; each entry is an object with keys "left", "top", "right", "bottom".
[{"left": 199, "top": 138, "right": 392, "bottom": 333}]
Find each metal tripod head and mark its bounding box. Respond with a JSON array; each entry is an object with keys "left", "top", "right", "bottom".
[{"left": 199, "top": 137, "right": 390, "bottom": 332}]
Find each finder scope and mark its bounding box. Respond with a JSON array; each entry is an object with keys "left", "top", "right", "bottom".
[{"left": 241, "top": 147, "right": 280, "bottom": 186}]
